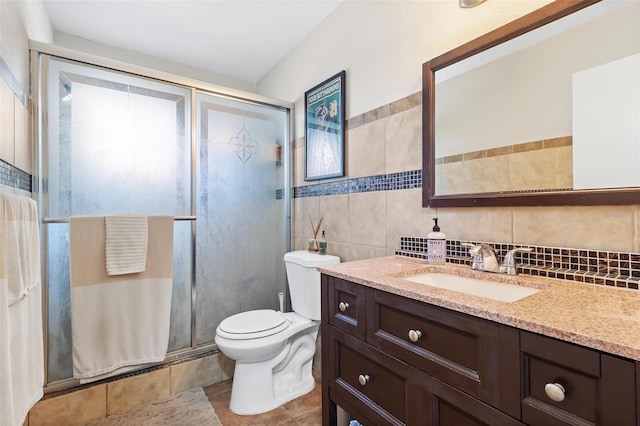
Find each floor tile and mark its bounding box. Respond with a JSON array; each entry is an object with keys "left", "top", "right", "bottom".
[
  {"left": 282, "top": 385, "right": 321, "bottom": 418},
  {"left": 294, "top": 408, "right": 322, "bottom": 426},
  {"left": 203, "top": 379, "right": 233, "bottom": 398}
]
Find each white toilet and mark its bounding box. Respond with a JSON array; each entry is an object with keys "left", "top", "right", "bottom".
[{"left": 214, "top": 250, "right": 340, "bottom": 415}]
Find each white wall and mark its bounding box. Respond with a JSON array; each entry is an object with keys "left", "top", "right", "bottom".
[
  {"left": 257, "top": 0, "right": 553, "bottom": 137},
  {"left": 0, "top": 0, "right": 53, "bottom": 90},
  {"left": 0, "top": 0, "right": 52, "bottom": 173},
  {"left": 53, "top": 33, "right": 257, "bottom": 93}
]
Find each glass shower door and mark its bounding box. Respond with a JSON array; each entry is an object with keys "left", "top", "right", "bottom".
[
  {"left": 195, "top": 93, "right": 288, "bottom": 345},
  {"left": 42, "top": 57, "right": 193, "bottom": 382}
]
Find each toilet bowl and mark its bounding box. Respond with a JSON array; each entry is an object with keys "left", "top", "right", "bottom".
[{"left": 214, "top": 250, "right": 340, "bottom": 415}]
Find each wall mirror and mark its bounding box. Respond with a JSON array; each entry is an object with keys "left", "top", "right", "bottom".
[{"left": 423, "top": 0, "right": 640, "bottom": 207}]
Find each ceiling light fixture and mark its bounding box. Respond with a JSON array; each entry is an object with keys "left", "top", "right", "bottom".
[{"left": 460, "top": 0, "right": 486, "bottom": 8}]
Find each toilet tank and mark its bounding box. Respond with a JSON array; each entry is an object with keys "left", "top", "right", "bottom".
[{"left": 284, "top": 250, "right": 340, "bottom": 321}]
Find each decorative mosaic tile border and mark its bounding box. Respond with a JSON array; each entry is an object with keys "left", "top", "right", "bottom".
[
  {"left": 294, "top": 170, "right": 421, "bottom": 198},
  {"left": 0, "top": 159, "right": 32, "bottom": 192},
  {"left": 397, "top": 236, "right": 640, "bottom": 290}
]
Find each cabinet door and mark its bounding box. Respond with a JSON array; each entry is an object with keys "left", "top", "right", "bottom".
[
  {"left": 325, "top": 275, "right": 367, "bottom": 339},
  {"left": 366, "top": 288, "right": 510, "bottom": 408},
  {"left": 521, "top": 331, "right": 636, "bottom": 426},
  {"left": 328, "top": 327, "right": 430, "bottom": 426},
  {"left": 426, "top": 378, "right": 525, "bottom": 426}
]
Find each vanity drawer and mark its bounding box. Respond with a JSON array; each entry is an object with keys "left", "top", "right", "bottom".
[
  {"left": 328, "top": 326, "right": 428, "bottom": 425},
  {"left": 427, "top": 378, "right": 525, "bottom": 426},
  {"left": 366, "top": 288, "right": 503, "bottom": 407},
  {"left": 521, "top": 331, "right": 636, "bottom": 426},
  {"left": 326, "top": 276, "right": 366, "bottom": 339}
]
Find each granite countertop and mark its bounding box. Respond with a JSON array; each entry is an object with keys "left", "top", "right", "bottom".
[{"left": 318, "top": 255, "right": 640, "bottom": 361}]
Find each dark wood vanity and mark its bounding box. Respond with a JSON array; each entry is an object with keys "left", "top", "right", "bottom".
[{"left": 321, "top": 274, "right": 638, "bottom": 425}]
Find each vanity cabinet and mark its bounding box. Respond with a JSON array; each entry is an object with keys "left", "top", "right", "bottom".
[
  {"left": 366, "top": 289, "right": 512, "bottom": 410},
  {"left": 520, "top": 331, "right": 636, "bottom": 426},
  {"left": 321, "top": 274, "right": 638, "bottom": 426}
]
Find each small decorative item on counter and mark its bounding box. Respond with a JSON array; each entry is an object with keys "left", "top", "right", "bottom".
[
  {"left": 318, "top": 230, "right": 327, "bottom": 255},
  {"left": 308, "top": 215, "right": 324, "bottom": 253},
  {"left": 427, "top": 217, "right": 446, "bottom": 264}
]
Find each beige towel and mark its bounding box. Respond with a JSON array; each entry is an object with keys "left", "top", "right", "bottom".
[
  {"left": 105, "top": 215, "right": 148, "bottom": 275},
  {"left": 0, "top": 193, "right": 44, "bottom": 426},
  {"left": 69, "top": 216, "right": 174, "bottom": 382}
]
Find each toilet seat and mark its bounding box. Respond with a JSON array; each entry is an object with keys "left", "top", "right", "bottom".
[{"left": 217, "top": 309, "right": 290, "bottom": 340}]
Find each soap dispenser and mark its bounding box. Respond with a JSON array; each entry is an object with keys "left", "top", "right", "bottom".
[
  {"left": 427, "top": 218, "right": 446, "bottom": 264},
  {"left": 318, "top": 230, "right": 327, "bottom": 255}
]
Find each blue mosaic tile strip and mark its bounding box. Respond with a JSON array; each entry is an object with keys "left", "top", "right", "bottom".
[
  {"left": 294, "top": 169, "right": 421, "bottom": 198},
  {"left": 0, "top": 159, "right": 32, "bottom": 192},
  {"left": 396, "top": 236, "right": 640, "bottom": 291}
]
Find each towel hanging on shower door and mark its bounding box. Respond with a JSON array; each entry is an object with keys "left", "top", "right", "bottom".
[{"left": 69, "top": 215, "right": 174, "bottom": 383}]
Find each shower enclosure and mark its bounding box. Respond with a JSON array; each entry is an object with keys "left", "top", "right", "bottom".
[{"left": 32, "top": 47, "right": 291, "bottom": 388}]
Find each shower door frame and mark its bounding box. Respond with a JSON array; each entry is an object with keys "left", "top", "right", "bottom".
[{"left": 30, "top": 41, "right": 293, "bottom": 392}]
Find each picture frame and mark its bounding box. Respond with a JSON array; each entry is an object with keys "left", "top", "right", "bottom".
[{"left": 304, "top": 71, "right": 346, "bottom": 181}]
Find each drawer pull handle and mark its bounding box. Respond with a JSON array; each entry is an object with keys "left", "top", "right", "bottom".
[
  {"left": 358, "top": 374, "right": 370, "bottom": 386},
  {"left": 544, "top": 383, "right": 566, "bottom": 402},
  {"left": 408, "top": 329, "right": 422, "bottom": 342},
  {"left": 339, "top": 302, "right": 350, "bottom": 312}
]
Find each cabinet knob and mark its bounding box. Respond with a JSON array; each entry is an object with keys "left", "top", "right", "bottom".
[
  {"left": 408, "top": 329, "right": 423, "bottom": 342},
  {"left": 358, "top": 374, "right": 370, "bottom": 386},
  {"left": 339, "top": 302, "right": 350, "bottom": 312},
  {"left": 544, "top": 383, "right": 566, "bottom": 402}
]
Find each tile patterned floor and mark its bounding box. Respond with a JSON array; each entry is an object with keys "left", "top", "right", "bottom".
[{"left": 204, "top": 372, "right": 322, "bottom": 426}]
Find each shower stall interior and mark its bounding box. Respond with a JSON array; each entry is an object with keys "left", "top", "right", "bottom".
[{"left": 33, "top": 48, "right": 291, "bottom": 388}]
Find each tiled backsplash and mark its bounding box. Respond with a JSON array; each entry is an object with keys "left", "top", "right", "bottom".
[{"left": 397, "top": 236, "right": 640, "bottom": 290}]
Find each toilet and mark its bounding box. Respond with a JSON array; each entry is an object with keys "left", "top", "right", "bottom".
[{"left": 214, "top": 250, "right": 340, "bottom": 415}]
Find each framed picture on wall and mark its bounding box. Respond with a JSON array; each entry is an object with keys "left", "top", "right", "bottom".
[{"left": 304, "top": 71, "right": 346, "bottom": 181}]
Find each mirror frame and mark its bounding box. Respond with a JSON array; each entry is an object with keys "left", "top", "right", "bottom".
[{"left": 422, "top": 0, "right": 640, "bottom": 207}]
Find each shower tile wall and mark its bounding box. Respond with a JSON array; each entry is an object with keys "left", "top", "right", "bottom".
[
  {"left": 27, "top": 352, "right": 234, "bottom": 426},
  {"left": 292, "top": 92, "right": 640, "bottom": 262},
  {"left": 0, "top": 53, "right": 32, "bottom": 186}
]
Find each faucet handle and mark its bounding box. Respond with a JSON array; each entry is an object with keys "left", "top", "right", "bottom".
[
  {"left": 461, "top": 243, "right": 482, "bottom": 270},
  {"left": 501, "top": 247, "right": 533, "bottom": 275},
  {"left": 461, "top": 242, "right": 478, "bottom": 254},
  {"left": 461, "top": 243, "right": 500, "bottom": 273}
]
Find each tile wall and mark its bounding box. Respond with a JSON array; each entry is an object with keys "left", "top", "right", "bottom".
[
  {"left": 435, "top": 136, "right": 573, "bottom": 194},
  {"left": 27, "top": 352, "right": 234, "bottom": 426},
  {"left": 0, "top": 54, "right": 33, "bottom": 183},
  {"left": 292, "top": 92, "right": 640, "bottom": 263}
]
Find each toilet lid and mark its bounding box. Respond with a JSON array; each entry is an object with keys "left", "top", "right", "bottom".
[{"left": 218, "top": 309, "right": 289, "bottom": 339}]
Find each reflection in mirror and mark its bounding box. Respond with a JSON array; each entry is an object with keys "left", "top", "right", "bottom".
[{"left": 431, "top": 0, "right": 640, "bottom": 198}]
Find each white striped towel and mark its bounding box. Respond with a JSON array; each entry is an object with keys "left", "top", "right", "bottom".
[{"left": 105, "top": 215, "right": 148, "bottom": 276}]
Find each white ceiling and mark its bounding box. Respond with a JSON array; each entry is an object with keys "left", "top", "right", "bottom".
[{"left": 43, "top": 0, "right": 343, "bottom": 84}]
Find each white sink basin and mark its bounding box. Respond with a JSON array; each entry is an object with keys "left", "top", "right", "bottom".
[{"left": 403, "top": 272, "right": 540, "bottom": 303}]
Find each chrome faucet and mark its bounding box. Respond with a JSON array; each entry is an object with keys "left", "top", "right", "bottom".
[
  {"left": 500, "top": 247, "right": 533, "bottom": 275},
  {"left": 461, "top": 243, "right": 500, "bottom": 273},
  {"left": 461, "top": 243, "right": 532, "bottom": 275}
]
